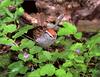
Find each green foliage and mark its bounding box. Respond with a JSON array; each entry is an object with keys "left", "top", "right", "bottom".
[
  {"left": 0, "top": 0, "right": 100, "bottom": 77},
  {"left": 4, "top": 8, "right": 14, "bottom": 18},
  {"left": 18, "top": 53, "right": 33, "bottom": 62},
  {"left": 74, "top": 32, "right": 82, "bottom": 39},
  {"left": 62, "top": 60, "right": 73, "bottom": 68},
  {"left": 0, "top": 53, "right": 11, "bottom": 68},
  {"left": 14, "top": 0, "right": 24, "bottom": 6},
  {"left": 8, "top": 61, "right": 28, "bottom": 77},
  {"left": 70, "top": 43, "right": 83, "bottom": 51},
  {"left": 0, "top": 0, "right": 11, "bottom": 8},
  {"left": 14, "top": 7, "right": 24, "bottom": 19},
  {"left": 55, "top": 69, "right": 67, "bottom": 77},
  {"left": 11, "top": 38, "right": 35, "bottom": 51},
  {"left": 28, "top": 69, "right": 40, "bottom": 77},
  {"left": 0, "top": 24, "right": 17, "bottom": 36},
  {"left": 0, "top": 37, "right": 15, "bottom": 46},
  {"left": 29, "top": 46, "right": 42, "bottom": 54},
  {"left": 2, "top": 24, "right": 17, "bottom": 34},
  {"left": 38, "top": 51, "right": 52, "bottom": 62},
  {"left": 74, "top": 64, "right": 87, "bottom": 73},
  {"left": 92, "top": 62, "right": 100, "bottom": 77},
  {"left": 89, "top": 45, "right": 100, "bottom": 57},
  {"left": 13, "top": 25, "right": 33, "bottom": 39},
  {"left": 92, "top": 69, "right": 100, "bottom": 77},
  {"left": 86, "top": 33, "right": 100, "bottom": 49},
  {"left": 74, "top": 56, "right": 85, "bottom": 63},
  {"left": 40, "top": 64, "right": 56, "bottom": 76},
  {"left": 66, "top": 72, "right": 73, "bottom": 77},
  {"left": 57, "top": 22, "right": 77, "bottom": 36},
  {"left": 19, "top": 39, "right": 35, "bottom": 49},
  {"left": 15, "top": 7, "right": 24, "bottom": 16},
  {"left": 28, "top": 64, "right": 56, "bottom": 77}
]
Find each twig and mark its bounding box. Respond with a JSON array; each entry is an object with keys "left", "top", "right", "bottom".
[{"left": 22, "top": 12, "right": 38, "bottom": 25}]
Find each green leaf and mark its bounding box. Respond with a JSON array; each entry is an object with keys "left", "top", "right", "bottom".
[
  {"left": 19, "top": 66, "right": 28, "bottom": 74},
  {"left": 55, "top": 69, "right": 67, "bottom": 77},
  {"left": 0, "top": 53, "right": 10, "bottom": 68},
  {"left": 56, "top": 36, "right": 65, "bottom": 44},
  {"left": 70, "top": 43, "right": 83, "bottom": 51},
  {"left": 8, "top": 72, "right": 18, "bottom": 77},
  {"left": 57, "top": 28, "right": 68, "bottom": 36},
  {"left": 74, "top": 64, "right": 87, "bottom": 73},
  {"left": 62, "top": 60, "right": 73, "bottom": 68},
  {"left": 13, "top": 25, "right": 33, "bottom": 39},
  {"left": 58, "top": 22, "right": 77, "bottom": 36},
  {"left": 15, "top": 7, "right": 24, "bottom": 17},
  {"left": 11, "top": 45, "right": 21, "bottom": 51},
  {"left": 71, "top": 69, "right": 80, "bottom": 77},
  {"left": 32, "top": 58, "right": 39, "bottom": 63},
  {"left": 56, "top": 36, "right": 73, "bottom": 47},
  {"left": 74, "top": 32, "right": 82, "bottom": 39},
  {"left": 3, "top": 17, "right": 14, "bottom": 22},
  {"left": 0, "top": 0, "right": 11, "bottom": 8},
  {"left": 86, "top": 33, "right": 100, "bottom": 49},
  {"left": 19, "top": 39, "right": 35, "bottom": 49},
  {"left": 92, "top": 69, "right": 100, "bottom": 77},
  {"left": 67, "top": 51, "right": 78, "bottom": 60},
  {"left": 3, "top": 24, "right": 16, "bottom": 34},
  {"left": 18, "top": 53, "right": 33, "bottom": 62},
  {"left": 28, "top": 69, "right": 40, "bottom": 77},
  {"left": 89, "top": 45, "right": 100, "bottom": 57},
  {"left": 43, "top": 51, "right": 52, "bottom": 60},
  {"left": 15, "top": 0, "right": 24, "bottom": 6},
  {"left": 95, "top": 63, "right": 100, "bottom": 70},
  {"left": 51, "top": 52, "right": 61, "bottom": 61},
  {"left": 74, "top": 56, "right": 85, "bottom": 63},
  {"left": 66, "top": 71, "right": 73, "bottom": 77},
  {"left": 29, "top": 46, "right": 42, "bottom": 54},
  {"left": 8, "top": 61, "right": 23, "bottom": 71},
  {"left": 40, "top": 64, "right": 56, "bottom": 76},
  {"left": 4, "top": 8, "right": 14, "bottom": 18},
  {"left": 38, "top": 51, "right": 52, "bottom": 62},
  {"left": 0, "top": 9, "right": 6, "bottom": 16},
  {"left": 8, "top": 61, "right": 28, "bottom": 74},
  {"left": 0, "top": 37, "right": 14, "bottom": 46}
]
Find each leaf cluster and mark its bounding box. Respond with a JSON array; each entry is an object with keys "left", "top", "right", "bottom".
[{"left": 0, "top": 0, "right": 100, "bottom": 77}]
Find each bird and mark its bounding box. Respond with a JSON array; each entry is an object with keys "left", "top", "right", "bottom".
[
  {"left": 35, "top": 28, "right": 57, "bottom": 48},
  {"left": 33, "top": 14, "right": 64, "bottom": 48}
]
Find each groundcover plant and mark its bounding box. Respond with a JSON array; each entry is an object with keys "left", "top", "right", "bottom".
[{"left": 0, "top": 0, "right": 100, "bottom": 77}]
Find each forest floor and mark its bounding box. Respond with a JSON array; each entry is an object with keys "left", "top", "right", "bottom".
[{"left": 0, "top": 0, "right": 100, "bottom": 77}]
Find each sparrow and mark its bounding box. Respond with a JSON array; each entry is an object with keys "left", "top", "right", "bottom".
[
  {"left": 34, "top": 14, "right": 64, "bottom": 48},
  {"left": 36, "top": 28, "right": 57, "bottom": 48}
]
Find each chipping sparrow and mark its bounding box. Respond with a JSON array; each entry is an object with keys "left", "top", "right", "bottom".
[{"left": 36, "top": 28, "right": 57, "bottom": 48}]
